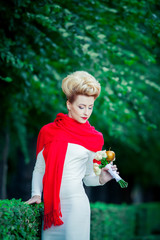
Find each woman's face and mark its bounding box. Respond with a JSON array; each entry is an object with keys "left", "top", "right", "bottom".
[{"left": 67, "top": 95, "right": 95, "bottom": 123}]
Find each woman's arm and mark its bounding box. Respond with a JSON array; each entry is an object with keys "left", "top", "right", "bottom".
[
  {"left": 83, "top": 151, "right": 104, "bottom": 186},
  {"left": 25, "top": 150, "right": 45, "bottom": 204}
]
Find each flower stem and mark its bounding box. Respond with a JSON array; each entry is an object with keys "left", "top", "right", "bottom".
[{"left": 118, "top": 179, "right": 128, "bottom": 188}]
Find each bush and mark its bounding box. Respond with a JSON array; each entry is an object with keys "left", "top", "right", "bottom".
[
  {"left": 0, "top": 199, "right": 160, "bottom": 240},
  {"left": 0, "top": 199, "right": 43, "bottom": 240},
  {"left": 90, "top": 202, "right": 160, "bottom": 240},
  {"left": 91, "top": 202, "right": 136, "bottom": 240},
  {"left": 133, "top": 237, "right": 160, "bottom": 240},
  {"left": 135, "top": 203, "right": 160, "bottom": 236}
]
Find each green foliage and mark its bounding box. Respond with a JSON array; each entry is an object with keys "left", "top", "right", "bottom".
[
  {"left": 0, "top": 199, "right": 43, "bottom": 240},
  {"left": 135, "top": 203, "right": 160, "bottom": 236},
  {"left": 133, "top": 237, "right": 160, "bottom": 240},
  {"left": 99, "top": 157, "right": 109, "bottom": 169},
  {"left": 1, "top": 200, "right": 160, "bottom": 240},
  {"left": 91, "top": 202, "right": 136, "bottom": 240},
  {"left": 90, "top": 202, "right": 160, "bottom": 240},
  {"left": 0, "top": 0, "right": 160, "bottom": 187}
]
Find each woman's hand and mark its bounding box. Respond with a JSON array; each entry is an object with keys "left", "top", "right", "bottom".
[
  {"left": 99, "top": 164, "right": 119, "bottom": 185},
  {"left": 25, "top": 195, "right": 41, "bottom": 204}
]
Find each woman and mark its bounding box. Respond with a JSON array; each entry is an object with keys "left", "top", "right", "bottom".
[{"left": 26, "top": 71, "right": 118, "bottom": 240}]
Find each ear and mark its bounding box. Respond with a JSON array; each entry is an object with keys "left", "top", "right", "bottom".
[{"left": 66, "top": 100, "right": 71, "bottom": 111}]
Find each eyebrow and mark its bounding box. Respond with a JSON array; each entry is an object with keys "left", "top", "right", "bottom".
[{"left": 79, "top": 104, "right": 94, "bottom": 106}]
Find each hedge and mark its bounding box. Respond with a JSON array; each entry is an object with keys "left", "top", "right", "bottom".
[
  {"left": 0, "top": 199, "right": 43, "bottom": 240},
  {"left": 90, "top": 202, "right": 136, "bottom": 240},
  {"left": 90, "top": 202, "right": 160, "bottom": 240},
  {"left": 0, "top": 199, "right": 160, "bottom": 240},
  {"left": 135, "top": 203, "right": 160, "bottom": 236}
]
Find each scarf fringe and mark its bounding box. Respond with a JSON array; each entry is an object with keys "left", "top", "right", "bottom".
[{"left": 43, "top": 211, "right": 64, "bottom": 230}]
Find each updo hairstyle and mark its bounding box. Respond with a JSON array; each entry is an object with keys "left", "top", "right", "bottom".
[{"left": 62, "top": 71, "right": 101, "bottom": 103}]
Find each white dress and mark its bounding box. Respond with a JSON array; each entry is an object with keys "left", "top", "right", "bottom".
[{"left": 32, "top": 143, "right": 103, "bottom": 240}]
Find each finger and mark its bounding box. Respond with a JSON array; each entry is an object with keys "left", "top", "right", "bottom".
[
  {"left": 25, "top": 199, "right": 31, "bottom": 204},
  {"left": 36, "top": 199, "right": 41, "bottom": 204},
  {"left": 25, "top": 201, "right": 30, "bottom": 204},
  {"left": 25, "top": 199, "right": 36, "bottom": 205},
  {"left": 111, "top": 166, "right": 116, "bottom": 169},
  {"left": 112, "top": 164, "right": 117, "bottom": 167},
  {"left": 111, "top": 167, "right": 117, "bottom": 171}
]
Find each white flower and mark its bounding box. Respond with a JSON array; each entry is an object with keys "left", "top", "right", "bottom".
[
  {"left": 94, "top": 150, "right": 107, "bottom": 160},
  {"left": 93, "top": 163, "right": 101, "bottom": 176}
]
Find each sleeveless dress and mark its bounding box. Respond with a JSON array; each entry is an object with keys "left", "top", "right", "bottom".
[{"left": 32, "top": 143, "right": 103, "bottom": 240}]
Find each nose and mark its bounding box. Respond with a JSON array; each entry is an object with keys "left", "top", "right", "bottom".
[{"left": 84, "top": 108, "right": 89, "bottom": 116}]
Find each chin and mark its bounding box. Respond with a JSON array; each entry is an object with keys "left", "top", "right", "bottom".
[
  {"left": 74, "top": 118, "right": 86, "bottom": 124},
  {"left": 79, "top": 118, "right": 87, "bottom": 124}
]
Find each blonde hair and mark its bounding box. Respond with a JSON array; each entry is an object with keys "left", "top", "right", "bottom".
[{"left": 62, "top": 71, "right": 101, "bottom": 103}]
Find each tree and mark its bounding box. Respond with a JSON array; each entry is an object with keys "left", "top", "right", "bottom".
[{"left": 0, "top": 0, "right": 160, "bottom": 199}]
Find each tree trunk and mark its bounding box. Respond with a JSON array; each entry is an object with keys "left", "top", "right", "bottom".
[{"left": 0, "top": 130, "right": 9, "bottom": 199}]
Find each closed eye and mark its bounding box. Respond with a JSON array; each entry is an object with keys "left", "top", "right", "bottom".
[
  {"left": 78, "top": 105, "right": 94, "bottom": 110},
  {"left": 79, "top": 106, "right": 84, "bottom": 109}
]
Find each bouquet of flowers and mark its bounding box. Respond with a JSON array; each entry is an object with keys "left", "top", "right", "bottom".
[{"left": 93, "top": 149, "right": 128, "bottom": 188}]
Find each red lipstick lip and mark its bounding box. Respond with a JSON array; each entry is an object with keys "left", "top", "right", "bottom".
[{"left": 82, "top": 117, "right": 88, "bottom": 120}]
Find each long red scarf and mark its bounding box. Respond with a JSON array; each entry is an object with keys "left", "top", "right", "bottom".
[{"left": 36, "top": 113, "right": 104, "bottom": 230}]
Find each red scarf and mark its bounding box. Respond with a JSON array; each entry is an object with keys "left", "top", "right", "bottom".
[{"left": 36, "top": 113, "right": 104, "bottom": 230}]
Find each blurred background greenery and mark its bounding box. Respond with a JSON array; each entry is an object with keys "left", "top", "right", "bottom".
[{"left": 0, "top": 0, "right": 160, "bottom": 204}]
